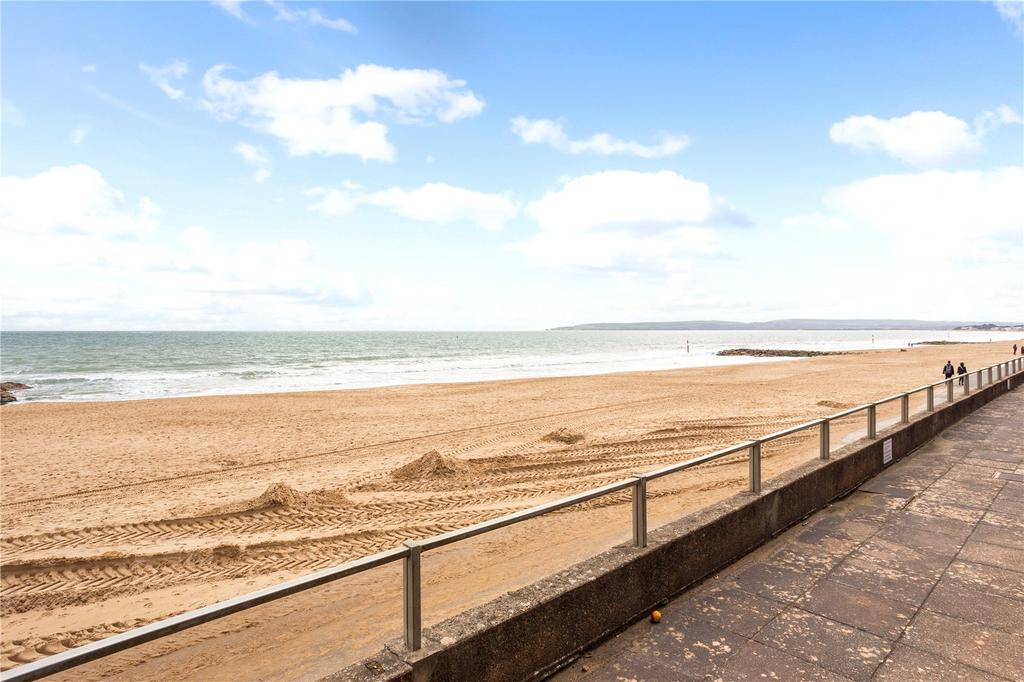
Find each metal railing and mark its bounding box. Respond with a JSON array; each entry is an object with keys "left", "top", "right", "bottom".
[{"left": 3, "top": 357, "right": 1022, "bottom": 682}]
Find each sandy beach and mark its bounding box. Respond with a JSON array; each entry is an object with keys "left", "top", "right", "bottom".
[{"left": 0, "top": 340, "right": 1015, "bottom": 679}]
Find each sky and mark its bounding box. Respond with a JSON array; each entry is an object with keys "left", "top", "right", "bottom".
[{"left": 1, "top": 1, "right": 1023, "bottom": 331}]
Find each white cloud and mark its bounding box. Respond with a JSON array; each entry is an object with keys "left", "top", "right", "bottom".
[
  {"left": 211, "top": 1, "right": 356, "bottom": 31},
  {"left": 2, "top": 97, "right": 26, "bottom": 127},
  {"left": 829, "top": 107, "right": 1022, "bottom": 166},
  {"left": 517, "top": 170, "right": 745, "bottom": 271},
  {"left": 140, "top": 60, "right": 189, "bottom": 100},
  {"left": 233, "top": 142, "right": 271, "bottom": 182},
  {"left": 308, "top": 182, "right": 518, "bottom": 231},
  {"left": 71, "top": 125, "right": 90, "bottom": 145},
  {"left": 211, "top": 0, "right": 247, "bottom": 19},
  {"left": 0, "top": 165, "right": 365, "bottom": 329},
  {"left": 975, "top": 104, "right": 1024, "bottom": 135},
  {"left": 510, "top": 117, "right": 689, "bottom": 158},
  {"left": 821, "top": 167, "right": 1024, "bottom": 240},
  {"left": 993, "top": 0, "right": 1024, "bottom": 34},
  {"left": 0, "top": 164, "right": 159, "bottom": 237},
  {"left": 268, "top": 1, "right": 356, "bottom": 32},
  {"left": 199, "top": 64, "right": 484, "bottom": 161}
]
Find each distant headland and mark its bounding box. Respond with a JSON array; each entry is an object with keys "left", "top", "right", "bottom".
[{"left": 551, "top": 319, "right": 1024, "bottom": 331}]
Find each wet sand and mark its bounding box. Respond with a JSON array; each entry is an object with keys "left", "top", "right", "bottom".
[{"left": 0, "top": 341, "right": 1013, "bottom": 678}]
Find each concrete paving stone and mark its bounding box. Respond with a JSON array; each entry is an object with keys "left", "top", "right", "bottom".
[
  {"left": 968, "top": 450, "right": 1024, "bottom": 464},
  {"left": 914, "top": 487, "right": 993, "bottom": 511},
  {"left": 766, "top": 545, "right": 847, "bottom": 575},
  {"left": 789, "top": 524, "right": 863, "bottom": 556},
  {"left": 865, "top": 470, "right": 936, "bottom": 490},
  {"left": 806, "top": 513, "right": 885, "bottom": 541},
  {"left": 797, "top": 578, "right": 915, "bottom": 641},
  {"left": 732, "top": 562, "right": 823, "bottom": 605},
  {"left": 921, "top": 483, "right": 1002, "bottom": 508},
  {"left": 924, "top": 578, "right": 1024, "bottom": 636},
  {"left": 902, "top": 609, "right": 1024, "bottom": 679},
  {"left": 711, "top": 640, "right": 852, "bottom": 682},
  {"left": 886, "top": 511, "right": 975, "bottom": 543},
  {"left": 873, "top": 643, "right": 1008, "bottom": 681},
  {"left": 871, "top": 521, "right": 965, "bottom": 558},
  {"left": 933, "top": 467, "right": 1005, "bottom": 486},
  {"left": 903, "top": 497, "right": 986, "bottom": 524},
  {"left": 963, "top": 457, "right": 1019, "bottom": 472},
  {"left": 987, "top": 490, "right": 1024, "bottom": 513},
  {"left": 958, "top": 539, "right": 1024, "bottom": 574},
  {"left": 635, "top": 614, "right": 748, "bottom": 680},
  {"left": 829, "top": 556, "right": 938, "bottom": 607},
  {"left": 857, "top": 482, "right": 917, "bottom": 498},
  {"left": 969, "top": 522, "right": 1024, "bottom": 551},
  {"left": 671, "top": 584, "right": 785, "bottom": 638},
  {"left": 853, "top": 537, "right": 951, "bottom": 578},
  {"left": 942, "top": 462, "right": 1011, "bottom": 480},
  {"left": 838, "top": 492, "right": 908, "bottom": 522},
  {"left": 753, "top": 608, "right": 891, "bottom": 681},
  {"left": 979, "top": 509, "right": 1021, "bottom": 530},
  {"left": 995, "top": 482, "right": 1022, "bottom": 502},
  {"left": 578, "top": 647, "right": 702, "bottom": 682},
  {"left": 945, "top": 560, "right": 1024, "bottom": 601}
]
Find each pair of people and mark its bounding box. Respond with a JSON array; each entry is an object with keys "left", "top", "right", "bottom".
[{"left": 942, "top": 360, "right": 968, "bottom": 385}]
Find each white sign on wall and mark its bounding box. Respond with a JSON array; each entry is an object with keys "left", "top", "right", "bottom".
[{"left": 883, "top": 439, "right": 893, "bottom": 465}]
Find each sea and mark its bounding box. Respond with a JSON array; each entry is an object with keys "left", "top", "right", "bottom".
[{"left": 1, "top": 330, "right": 1021, "bottom": 403}]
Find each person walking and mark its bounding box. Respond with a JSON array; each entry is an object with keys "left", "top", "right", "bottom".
[
  {"left": 1014, "top": 343, "right": 1018, "bottom": 356},
  {"left": 957, "top": 361, "right": 967, "bottom": 386},
  {"left": 943, "top": 360, "right": 955, "bottom": 380}
]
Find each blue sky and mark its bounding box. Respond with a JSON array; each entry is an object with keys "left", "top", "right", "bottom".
[{"left": 2, "top": 1, "right": 1022, "bottom": 330}]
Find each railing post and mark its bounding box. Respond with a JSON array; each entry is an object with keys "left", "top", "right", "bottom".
[
  {"left": 631, "top": 477, "right": 647, "bottom": 548},
  {"left": 946, "top": 379, "right": 954, "bottom": 403},
  {"left": 819, "top": 419, "right": 830, "bottom": 460},
  {"left": 988, "top": 367, "right": 993, "bottom": 384},
  {"left": 867, "top": 404, "right": 877, "bottom": 439},
  {"left": 403, "top": 541, "right": 422, "bottom": 651},
  {"left": 926, "top": 385, "right": 934, "bottom": 411},
  {"left": 997, "top": 364, "right": 1002, "bottom": 381},
  {"left": 748, "top": 441, "right": 761, "bottom": 494},
  {"left": 901, "top": 393, "right": 909, "bottom": 423},
  {"left": 964, "top": 372, "right": 970, "bottom": 395}
]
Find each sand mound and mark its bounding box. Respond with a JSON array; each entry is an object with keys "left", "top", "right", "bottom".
[
  {"left": 391, "top": 451, "right": 469, "bottom": 480},
  {"left": 212, "top": 483, "right": 350, "bottom": 514},
  {"left": 816, "top": 400, "right": 851, "bottom": 410},
  {"left": 542, "top": 428, "right": 585, "bottom": 445}
]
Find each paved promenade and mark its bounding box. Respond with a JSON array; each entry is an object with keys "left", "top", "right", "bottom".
[{"left": 555, "top": 388, "right": 1023, "bottom": 681}]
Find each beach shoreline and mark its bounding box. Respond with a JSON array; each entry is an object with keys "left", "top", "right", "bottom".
[{"left": 4, "top": 329, "right": 1019, "bottom": 405}]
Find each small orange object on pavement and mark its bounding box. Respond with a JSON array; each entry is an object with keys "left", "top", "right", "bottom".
[{"left": 650, "top": 610, "right": 662, "bottom": 623}]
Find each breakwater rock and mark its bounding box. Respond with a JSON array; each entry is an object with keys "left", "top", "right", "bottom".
[
  {"left": 716, "top": 348, "right": 846, "bottom": 358},
  {"left": 1, "top": 382, "right": 31, "bottom": 404}
]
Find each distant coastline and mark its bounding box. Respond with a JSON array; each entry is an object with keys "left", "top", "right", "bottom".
[{"left": 551, "top": 318, "right": 1024, "bottom": 331}]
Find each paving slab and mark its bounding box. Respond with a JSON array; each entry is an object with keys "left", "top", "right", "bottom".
[
  {"left": 873, "top": 644, "right": 1007, "bottom": 681},
  {"left": 797, "top": 578, "right": 915, "bottom": 641},
  {"left": 552, "top": 388, "right": 1023, "bottom": 682},
  {"left": 923, "top": 578, "right": 1024, "bottom": 636},
  {"left": 753, "top": 608, "right": 890, "bottom": 681},
  {"left": 902, "top": 610, "right": 1024, "bottom": 679}
]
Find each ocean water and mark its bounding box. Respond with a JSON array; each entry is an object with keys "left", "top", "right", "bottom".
[{"left": 1, "top": 330, "right": 1019, "bottom": 403}]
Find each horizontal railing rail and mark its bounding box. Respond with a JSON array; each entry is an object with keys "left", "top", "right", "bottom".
[{"left": 3, "top": 356, "right": 1022, "bottom": 682}]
